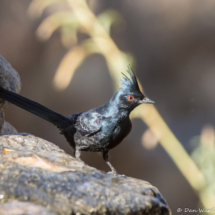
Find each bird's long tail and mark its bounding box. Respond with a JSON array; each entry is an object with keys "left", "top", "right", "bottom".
[{"left": 0, "top": 86, "right": 71, "bottom": 130}]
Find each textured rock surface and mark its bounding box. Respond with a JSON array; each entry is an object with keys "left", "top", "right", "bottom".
[
  {"left": 0, "top": 55, "right": 21, "bottom": 134},
  {"left": 0, "top": 135, "right": 171, "bottom": 215},
  {"left": 0, "top": 202, "right": 54, "bottom": 215}
]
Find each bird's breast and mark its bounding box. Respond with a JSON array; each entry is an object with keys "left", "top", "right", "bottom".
[
  {"left": 105, "top": 116, "right": 132, "bottom": 150},
  {"left": 73, "top": 114, "right": 132, "bottom": 152}
]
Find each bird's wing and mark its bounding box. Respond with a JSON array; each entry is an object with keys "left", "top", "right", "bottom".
[{"left": 75, "top": 112, "right": 102, "bottom": 136}]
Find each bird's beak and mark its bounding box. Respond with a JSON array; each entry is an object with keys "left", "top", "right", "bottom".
[{"left": 139, "top": 97, "right": 155, "bottom": 104}]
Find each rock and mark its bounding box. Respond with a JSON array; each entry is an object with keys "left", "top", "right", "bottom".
[
  {"left": 0, "top": 55, "right": 21, "bottom": 134},
  {"left": 0, "top": 135, "right": 171, "bottom": 215},
  {"left": 0, "top": 55, "right": 21, "bottom": 93},
  {"left": 0, "top": 202, "right": 54, "bottom": 215}
]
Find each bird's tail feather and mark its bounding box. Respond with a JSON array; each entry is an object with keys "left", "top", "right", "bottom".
[{"left": 0, "top": 86, "right": 71, "bottom": 130}]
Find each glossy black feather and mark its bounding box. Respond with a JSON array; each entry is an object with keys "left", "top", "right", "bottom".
[
  {"left": 0, "top": 86, "right": 71, "bottom": 130},
  {"left": 75, "top": 112, "right": 102, "bottom": 136},
  {"left": 120, "top": 65, "right": 141, "bottom": 94}
]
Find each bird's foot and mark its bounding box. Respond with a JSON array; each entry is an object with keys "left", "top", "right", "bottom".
[
  {"left": 107, "top": 171, "right": 126, "bottom": 178},
  {"left": 75, "top": 157, "right": 85, "bottom": 166},
  {"left": 78, "top": 159, "right": 85, "bottom": 165}
]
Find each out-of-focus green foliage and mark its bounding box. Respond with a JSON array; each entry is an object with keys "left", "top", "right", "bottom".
[
  {"left": 28, "top": 0, "right": 135, "bottom": 90},
  {"left": 191, "top": 125, "right": 215, "bottom": 208},
  {"left": 28, "top": 0, "right": 63, "bottom": 18},
  {"left": 97, "top": 9, "right": 125, "bottom": 35},
  {"left": 36, "top": 12, "right": 79, "bottom": 45}
]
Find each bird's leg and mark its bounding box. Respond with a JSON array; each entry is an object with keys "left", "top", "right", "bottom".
[
  {"left": 103, "top": 151, "right": 118, "bottom": 175},
  {"left": 75, "top": 149, "right": 82, "bottom": 162}
]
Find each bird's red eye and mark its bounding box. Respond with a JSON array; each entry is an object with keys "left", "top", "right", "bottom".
[{"left": 127, "top": 95, "right": 134, "bottom": 101}]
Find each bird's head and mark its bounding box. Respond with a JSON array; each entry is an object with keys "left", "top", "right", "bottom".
[{"left": 110, "top": 66, "right": 154, "bottom": 112}]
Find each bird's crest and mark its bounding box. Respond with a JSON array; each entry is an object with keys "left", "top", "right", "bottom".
[{"left": 120, "top": 66, "right": 141, "bottom": 93}]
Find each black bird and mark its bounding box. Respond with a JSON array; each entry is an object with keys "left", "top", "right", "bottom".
[{"left": 0, "top": 67, "right": 154, "bottom": 175}]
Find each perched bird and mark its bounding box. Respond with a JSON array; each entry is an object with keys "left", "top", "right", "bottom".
[{"left": 0, "top": 67, "right": 154, "bottom": 175}]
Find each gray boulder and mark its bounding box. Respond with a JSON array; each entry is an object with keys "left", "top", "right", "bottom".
[
  {"left": 0, "top": 55, "right": 21, "bottom": 134},
  {"left": 0, "top": 135, "right": 171, "bottom": 215}
]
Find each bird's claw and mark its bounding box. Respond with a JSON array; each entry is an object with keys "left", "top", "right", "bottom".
[
  {"left": 107, "top": 171, "right": 126, "bottom": 178},
  {"left": 80, "top": 161, "right": 86, "bottom": 166},
  {"left": 75, "top": 159, "right": 85, "bottom": 166}
]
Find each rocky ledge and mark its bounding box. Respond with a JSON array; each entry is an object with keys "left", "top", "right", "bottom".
[{"left": 0, "top": 134, "right": 171, "bottom": 215}]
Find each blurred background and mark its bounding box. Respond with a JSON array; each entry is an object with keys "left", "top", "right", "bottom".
[{"left": 1, "top": 0, "right": 215, "bottom": 214}]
